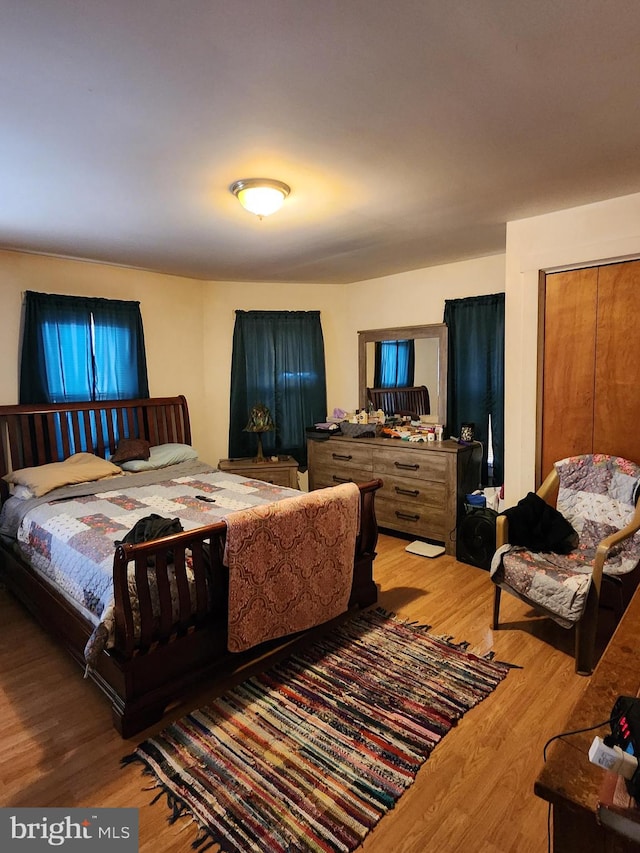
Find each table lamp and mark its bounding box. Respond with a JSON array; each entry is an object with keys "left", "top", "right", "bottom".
[{"left": 244, "top": 403, "right": 275, "bottom": 462}]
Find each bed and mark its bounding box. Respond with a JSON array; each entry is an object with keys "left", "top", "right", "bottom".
[
  {"left": 366, "top": 385, "right": 431, "bottom": 419},
  {"left": 0, "top": 396, "right": 381, "bottom": 737}
]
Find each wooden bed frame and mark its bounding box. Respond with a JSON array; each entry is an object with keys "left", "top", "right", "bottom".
[
  {"left": 0, "top": 396, "right": 381, "bottom": 737},
  {"left": 366, "top": 385, "right": 430, "bottom": 418}
]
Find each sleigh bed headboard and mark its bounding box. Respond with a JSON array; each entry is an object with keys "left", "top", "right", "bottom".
[
  {"left": 0, "top": 395, "right": 191, "bottom": 478},
  {"left": 366, "top": 385, "right": 430, "bottom": 418}
]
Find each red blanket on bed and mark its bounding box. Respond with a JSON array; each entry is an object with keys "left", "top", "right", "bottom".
[{"left": 223, "top": 483, "right": 360, "bottom": 652}]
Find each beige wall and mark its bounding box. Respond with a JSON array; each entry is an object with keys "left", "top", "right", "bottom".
[
  {"left": 341, "top": 254, "right": 506, "bottom": 415},
  {"left": 0, "top": 250, "right": 352, "bottom": 466},
  {"left": 504, "top": 191, "right": 640, "bottom": 504},
  {"left": 0, "top": 250, "right": 209, "bottom": 455},
  {"left": 0, "top": 249, "right": 506, "bottom": 471},
  {"left": 201, "top": 254, "right": 506, "bottom": 466},
  {"left": 202, "top": 281, "right": 348, "bottom": 467}
]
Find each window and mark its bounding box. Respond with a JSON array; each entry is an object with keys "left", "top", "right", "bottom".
[
  {"left": 228, "top": 311, "right": 327, "bottom": 467},
  {"left": 374, "top": 339, "right": 415, "bottom": 387},
  {"left": 19, "top": 291, "right": 149, "bottom": 404}
]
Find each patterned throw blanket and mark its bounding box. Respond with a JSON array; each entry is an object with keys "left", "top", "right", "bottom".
[
  {"left": 223, "top": 483, "right": 360, "bottom": 652},
  {"left": 491, "top": 454, "right": 640, "bottom": 626},
  {"left": 0, "top": 461, "right": 301, "bottom": 664}
]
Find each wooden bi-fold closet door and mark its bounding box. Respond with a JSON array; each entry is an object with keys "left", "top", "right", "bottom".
[{"left": 540, "top": 259, "right": 640, "bottom": 480}]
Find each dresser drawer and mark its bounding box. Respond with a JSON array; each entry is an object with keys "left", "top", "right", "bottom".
[
  {"left": 376, "top": 494, "right": 446, "bottom": 539},
  {"left": 311, "top": 465, "right": 374, "bottom": 489},
  {"left": 218, "top": 456, "right": 300, "bottom": 489},
  {"left": 373, "top": 446, "right": 447, "bottom": 482},
  {"left": 378, "top": 472, "right": 446, "bottom": 507},
  {"left": 233, "top": 467, "right": 295, "bottom": 488},
  {"left": 311, "top": 440, "right": 373, "bottom": 471}
]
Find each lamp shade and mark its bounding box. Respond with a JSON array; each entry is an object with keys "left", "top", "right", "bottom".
[
  {"left": 244, "top": 403, "right": 275, "bottom": 433},
  {"left": 230, "top": 179, "right": 290, "bottom": 218}
]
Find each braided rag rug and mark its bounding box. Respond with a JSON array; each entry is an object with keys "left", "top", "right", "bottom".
[{"left": 123, "top": 609, "right": 509, "bottom": 852}]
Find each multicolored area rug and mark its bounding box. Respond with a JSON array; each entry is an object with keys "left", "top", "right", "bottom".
[{"left": 123, "top": 609, "right": 509, "bottom": 853}]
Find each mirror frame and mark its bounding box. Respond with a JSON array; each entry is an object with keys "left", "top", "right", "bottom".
[{"left": 358, "top": 323, "right": 448, "bottom": 425}]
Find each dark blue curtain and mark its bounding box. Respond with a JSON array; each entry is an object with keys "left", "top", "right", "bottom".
[
  {"left": 91, "top": 298, "right": 149, "bottom": 401},
  {"left": 374, "top": 340, "right": 415, "bottom": 387},
  {"left": 19, "top": 291, "right": 149, "bottom": 404},
  {"left": 228, "top": 311, "right": 327, "bottom": 467},
  {"left": 444, "top": 293, "right": 504, "bottom": 485}
]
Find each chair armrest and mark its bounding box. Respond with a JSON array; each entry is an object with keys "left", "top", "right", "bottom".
[
  {"left": 537, "top": 469, "right": 559, "bottom": 504},
  {"left": 496, "top": 514, "right": 509, "bottom": 548},
  {"left": 591, "top": 500, "right": 640, "bottom": 590}
]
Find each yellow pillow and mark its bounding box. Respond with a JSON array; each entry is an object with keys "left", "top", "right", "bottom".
[{"left": 4, "top": 452, "right": 122, "bottom": 498}]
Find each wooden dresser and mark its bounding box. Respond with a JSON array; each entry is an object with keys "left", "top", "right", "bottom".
[{"left": 307, "top": 435, "right": 480, "bottom": 554}]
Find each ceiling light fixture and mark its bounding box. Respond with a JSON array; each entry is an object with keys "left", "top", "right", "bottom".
[{"left": 230, "top": 178, "right": 290, "bottom": 218}]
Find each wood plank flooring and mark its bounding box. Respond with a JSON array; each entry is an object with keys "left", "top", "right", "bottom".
[{"left": 1, "top": 532, "right": 617, "bottom": 852}]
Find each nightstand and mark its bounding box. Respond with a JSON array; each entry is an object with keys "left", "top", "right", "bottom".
[{"left": 217, "top": 455, "right": 300, "bottom": 489}]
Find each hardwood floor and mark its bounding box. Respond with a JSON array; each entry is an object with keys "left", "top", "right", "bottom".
[{"left": 0, "top": 532, "right": 618, "bottom": 852}]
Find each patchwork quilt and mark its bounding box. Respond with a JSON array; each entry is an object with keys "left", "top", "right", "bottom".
[
  {"left": 0, "top": 460, "right": 299, "bottom": 664},
  {"left": 491, "top": 454, "right": 640, "bottom": 627}
]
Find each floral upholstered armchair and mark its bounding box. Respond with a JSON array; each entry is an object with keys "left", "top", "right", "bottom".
[{"left": 491, "top": 454, "right": 640, "bottom": 674}]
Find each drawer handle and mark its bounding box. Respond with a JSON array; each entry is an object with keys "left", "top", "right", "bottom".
[
  {"left": 332, "top": 453, "right": 353, "bottom": 461},
  {"left": 395, "top": 461, "right": 419, "bottom": 471},
  {"left": 332, "top": 475, "right": 353, "bottom": 484},
  {"left": 395, "top": 487, "right": 419, "bottom": 497},
  {"left": 396, "top": 511, "right": 420, "bottom": 521}
]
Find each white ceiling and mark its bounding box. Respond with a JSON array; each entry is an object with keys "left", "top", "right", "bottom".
[{"left": 2, "top": 1, "right": 640, "bottom": 284}]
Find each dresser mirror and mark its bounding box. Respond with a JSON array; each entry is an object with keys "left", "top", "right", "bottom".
[{"left": 357, "top": 323, "right": 448, "bottom": 426}]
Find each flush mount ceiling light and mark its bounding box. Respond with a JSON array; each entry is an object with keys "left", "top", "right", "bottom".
[{"left": 230, "top": 178, "right": 290, "bottom": 218}]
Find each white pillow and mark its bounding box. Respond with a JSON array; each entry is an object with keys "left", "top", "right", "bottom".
[
  {"left": 119, "top": 443, "right": 198, "bottom": 472},
  {"left": 11, "top": 484, "right": 35, "bottom": 501}
]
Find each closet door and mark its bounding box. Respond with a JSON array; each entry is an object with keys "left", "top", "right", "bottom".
[
  {"left": 593, "top": 261, "right": 640, "bottom": 461},
  {"left": 540, "top": 259, "right": 640, "bottom": 480},
  {"left": 540, "top": 267, "right": 598, "bottom": 477}
]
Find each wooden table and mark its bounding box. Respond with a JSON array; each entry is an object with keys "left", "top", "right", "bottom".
[
  {"left": 217, "top": 455, "right": 299, "bottom": 489},
  {"left": 535, "top": 586, "right": 640, "bottom": 851}
]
